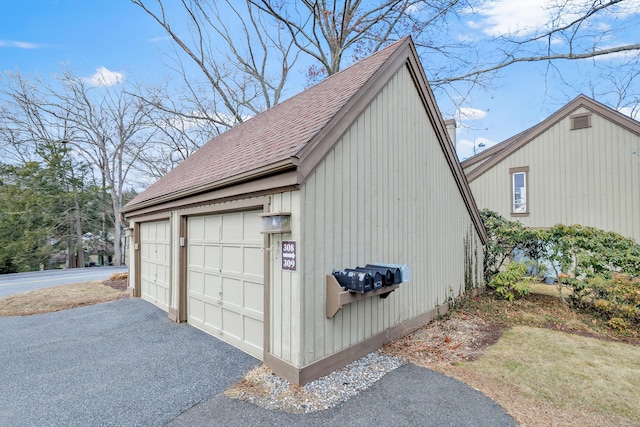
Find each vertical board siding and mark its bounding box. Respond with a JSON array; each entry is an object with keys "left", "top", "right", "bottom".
[
  {"left": 299, "top": 65, "right": 483, "bottom": 365},
  {"left": 470, "top": 107, "right": 640, "bottom": 243},
  {"left": 267, "top": 191, "right": 302, "bottom": 366}
]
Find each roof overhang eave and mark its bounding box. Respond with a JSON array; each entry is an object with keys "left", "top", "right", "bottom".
[{"left": 121, "top": 157, "right": 299, "bottom": 215}]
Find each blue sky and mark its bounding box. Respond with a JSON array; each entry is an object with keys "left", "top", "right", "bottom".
[{"left": 2, "top": 0, "right": 639, "bottom": 160}]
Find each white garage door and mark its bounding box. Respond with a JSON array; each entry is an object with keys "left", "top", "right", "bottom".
[
  {"left": 140, "top": 220, "right": 171, "bottom": 311},
  {"left": 187, "top": 210, "right": 264, "bottom": 359}
]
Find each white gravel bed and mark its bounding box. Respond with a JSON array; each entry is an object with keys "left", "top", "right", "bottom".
[{"left": 231, "top": 350, "right": 405, "bottom": 414}]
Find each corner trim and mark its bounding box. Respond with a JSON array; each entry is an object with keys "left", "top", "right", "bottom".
[{"left": 168, "top": 308, "right": 179, "bottom": 322}]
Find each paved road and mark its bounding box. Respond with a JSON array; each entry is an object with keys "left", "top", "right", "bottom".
[
  {"left": 0, "top": 298, "right": 517, "bottom": 426},
  {"left": 0, "top": 266, "right": 128, "bottom": 297}
]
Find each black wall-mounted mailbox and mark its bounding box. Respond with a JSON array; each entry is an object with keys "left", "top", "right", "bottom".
[
  {"left": 364, "top": 264, "right": 401, "bottom": 285},
  {"left": 331, "top": 270, "right": 373, "bottom": 293},
  {"left": 347, "top": 268, "right": 383, "bottom": 290},
  {"left": 332, "top": 263, "right": 409, "bottom": 294}
]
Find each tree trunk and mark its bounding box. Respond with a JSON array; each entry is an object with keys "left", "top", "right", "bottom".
[
  {"left": 111, "top": 191, "right": 122, "bottom": 266},
  {"left": 75, "top": 201, "right": 85, "bottom": 268},
  {"left": 67, "top": 237, "right": 75, "bottom": 269},
  {"left": 113, "top": 217, "right": 122, "bottom": 266}
]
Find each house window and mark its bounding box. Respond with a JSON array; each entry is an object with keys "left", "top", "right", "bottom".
[
  {"left": 571, "top": 112, "right": 591, "bottom": 130},
  {"left": 510, "top": 167, "right": 529, "bottom": 215}
]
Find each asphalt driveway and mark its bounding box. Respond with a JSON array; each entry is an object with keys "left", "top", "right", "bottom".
[
  {"left": 0, "top": 298, "right": 260, "bottom": 426},
  {"left": 0, "top": 298, "right": 517, "bottom": 426}
]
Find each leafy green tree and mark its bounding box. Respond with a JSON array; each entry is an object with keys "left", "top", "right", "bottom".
[
  {"left": 0, "top": 162, "right": 54, "bottom": 272},
  {"left": 36, "top": 142, "right": 104, "bottom": 268},
  {"left": 0, "top": 142, "right": 105, "bottom": 272}
]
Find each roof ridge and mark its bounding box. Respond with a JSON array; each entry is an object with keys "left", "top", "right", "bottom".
[{"left": 124, "top": 38, "right": 410, "bottom": 210}]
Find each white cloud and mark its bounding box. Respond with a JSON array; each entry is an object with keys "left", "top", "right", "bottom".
[
  {"left": 0, "top": 40, "right": 39, "bottom": 49},
  {"left": 595, "top": 22, "right": 612, "bottom": 32},
  {"left": 471, "top": 1, "right": 552, "bottom": 37},
  {"left": 550, "top": 36, "right": 564, "bottom": 46},
  {"left": 619, "top": 107, "right": 639, "bottom": 120},
  {"left": 84, "top": 66, "right": 124, "bottom": 87},
  {"left": 456, "top": 136, "right": 497, "bottom": 160},
  {"left": 455, "top": 107, "right": 487, "bottom": 122},
  {"left": 610, "top": 0, "right": 640, "bottom": 18},
  {"left": 470, "top": 0, "right": 640, "bottom": 38}
]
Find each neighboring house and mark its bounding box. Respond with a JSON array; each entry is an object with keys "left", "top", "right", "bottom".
[
  {"left": 121, "top": 37, "right": 486, "bottom": 386},
  {"left": 462, "top": 95, "right": 640, "bottom": 243}
]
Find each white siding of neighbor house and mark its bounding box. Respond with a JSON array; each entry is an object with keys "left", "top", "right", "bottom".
[
  {"left": 297, "top": 64, "right": 483, "bottom": 366},
  {"left": 469, "top": 107, "right": 640, "bottom": 243}
]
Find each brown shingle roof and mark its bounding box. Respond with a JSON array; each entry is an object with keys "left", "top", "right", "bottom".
[{"left": 125, "top": 38, "right": 408, "bottom": 210}]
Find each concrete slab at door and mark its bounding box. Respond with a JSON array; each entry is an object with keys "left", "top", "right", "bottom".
[
  {"left": 140, "top": 220, "right": 171, "bottom": 311},
  {"left": 187, "top": 210, "right": 264, "bottom": 359}
]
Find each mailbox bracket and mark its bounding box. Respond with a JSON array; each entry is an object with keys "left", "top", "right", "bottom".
[{"left": 326, "top": 274, "right": 399, "bottom": 318}]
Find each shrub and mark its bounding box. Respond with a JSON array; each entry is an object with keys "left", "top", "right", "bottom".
[
  {"left": 574, "top": 274, "right": 640, "bottom": 335},
  {"left": 542, "top": 224, "right": 640, "bottom": 281},
  {"left": 480, "top": 210, "right": 545, "bottom": 283},
  {"left": 488, "top": 261, "right": 532, "bottom": 301}
]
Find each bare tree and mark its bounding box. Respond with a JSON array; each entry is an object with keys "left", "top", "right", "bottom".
[
  {"left": 433, "top": 0, "right": 640, "bottom": 86},
  {"left": 250, "top": 0, "right": 477, "bottom": 80},
  {"left": 0, "top": 71, "right": 157, "bottom": 266},
  {"left": 131, "top": 0, "right": 298, "bottom": 130},
  {"left": 133, "top": 0, "right": 640, "bottom": 104}
]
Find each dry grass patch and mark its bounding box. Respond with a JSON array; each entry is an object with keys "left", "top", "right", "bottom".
[
  {"left": 386, "top": 291, "right": 640, "bottom": 427},
  {"left": 529, "top": 282, "right": 573, "bottom": 298},
  {"left": 462, "top": 326, "right": 640, "bottom": 426},
  {"left": 0, "top": 281, "right": 128, "bottom": 316},
  {"left": 109, "top": 272, "right": 128, "bottom": 282}
]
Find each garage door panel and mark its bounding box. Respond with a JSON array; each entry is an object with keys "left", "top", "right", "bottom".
[
  {"left": 244, "top": 280, "right": 263, "bottom": 313},
  {"left": 156, "top": 222, "right": 168, "bottom": 240},
  {"left": 155, "top": 243, "right": 168, "bottom": 262},
  {"left": 188, "top": 270, "right": 204, "bottom": 296},
  {"left": 188, "top": 217, "right": 204, "bottom": 239},
  {"left": 203, "top": 216, "right": 221, "bottom": 241},
  {"left": 140, "top": 220, "right": 171, "bottom": 312},
  {"left": 205, "top": 303, "right": 222, "bottom": 331},
  {"left": 244, "top": 247, "right": 263, "bottom": 276},
  {"left": 188, "top": 296, "right": 204, "bottom": 322},
  {"left": 221, "top": 276, "right": 242, "bottom": 308},
  {"left": 221, "top": 213, "right": 244, "bottom": 240},
  {"left": 187, "top": 210, "right": 264, "bottom": 359},
  {"left": 244, "top": 317, "right": 262, "bottom": 345},
  {"left": 243, "top": 212, "right": 262, "bottom": 239},
  {"left": 204, "top": 273, "right": 221, "bottom": 299},
  {"left": 222, "top": 309, "right": 242, "bottom": 339},
  {"left": 203, "top": 245, "right": 220, "bottom": 270},
  {"left": 188, "top": 244, "right": 205, "bottom": 269},
  {"left": 222, "top": 246, "right": 243, "bottom": 274}
]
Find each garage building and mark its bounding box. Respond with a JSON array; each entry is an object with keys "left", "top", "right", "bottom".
[{"left": 121, "top": 37, "right": 486, "bottom": 385}]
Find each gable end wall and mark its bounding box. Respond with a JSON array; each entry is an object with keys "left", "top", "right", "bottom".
[
  {"left": 298, "top": 64, "right": 484, "bottom": 366},
  {"left": 469, "top": 106, "right": 640, "bottom": 242}
]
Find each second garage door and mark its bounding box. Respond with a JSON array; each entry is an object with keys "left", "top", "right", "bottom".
[
  {"left": 140, "top": 220, "right": 171, "bottom": 311},
  {"left": 186, "top": 210, "right": 264, "bottom": 359}
]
